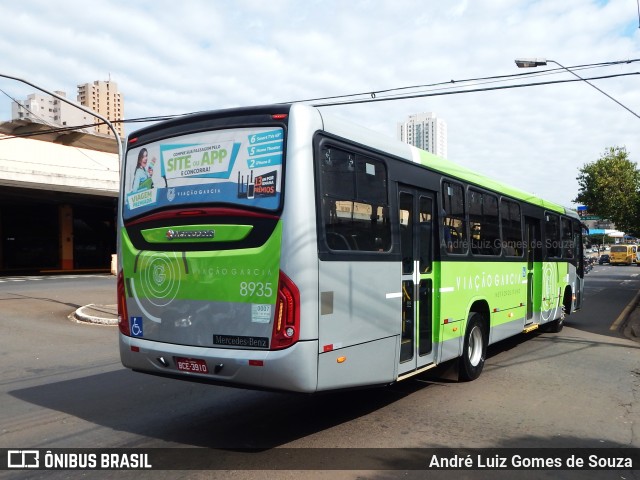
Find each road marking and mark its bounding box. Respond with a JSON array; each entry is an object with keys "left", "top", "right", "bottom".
[{"left": 0, "top": 274, "right": 112, "bottom": 283}]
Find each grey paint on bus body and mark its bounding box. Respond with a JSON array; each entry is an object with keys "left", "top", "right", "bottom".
[
  {"left": 120, "top": 333, "right": 320, "bottom": 392},
  {"left": 276, "top": 105, "right": 418, "bottom": 390}
]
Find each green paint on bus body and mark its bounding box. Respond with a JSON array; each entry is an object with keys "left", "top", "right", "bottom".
[
  {"left": 429, "top": 260, "right": 571, "bottom": 343},
  {"left": 140, "top": 224, "right": 254, "bottom": 243},
  {"left": 121, "top": 221, "right": 282, "bottom": 305}
]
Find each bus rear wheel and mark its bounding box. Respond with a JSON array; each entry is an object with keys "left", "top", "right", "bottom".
[{"left": 459, "top": 312, "right": 486, "bottom": 382}]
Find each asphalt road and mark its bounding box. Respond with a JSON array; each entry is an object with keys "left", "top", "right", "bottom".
[{"left": 0, "top": 271, "right": 638, "bottom": 480}]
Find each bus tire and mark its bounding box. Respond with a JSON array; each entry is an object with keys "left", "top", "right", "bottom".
[
  {"left": 546, "top": 307, "right": 565, "bottom": 333},
  {"left": 458, "top": 312, "right": 486, "bottom": 382}
]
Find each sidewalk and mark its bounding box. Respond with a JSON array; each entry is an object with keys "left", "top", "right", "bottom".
[
  {"left": 72, "top": 303, "right": 118, "bottom": 326},
  {"left": 72, "top": 302, "right": 640, "bottom": 343},
  {"left": 624, "top": 303, "right": 640, "bottom": 342}
]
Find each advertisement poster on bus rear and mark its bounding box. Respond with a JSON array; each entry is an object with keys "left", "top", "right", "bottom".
[{"left": 123, "top": 127, "right": 283, "bottom": 219}]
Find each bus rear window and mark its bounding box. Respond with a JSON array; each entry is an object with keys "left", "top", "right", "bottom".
[{"left": 122, "top": 127, "right": 283, "bottom": 220}]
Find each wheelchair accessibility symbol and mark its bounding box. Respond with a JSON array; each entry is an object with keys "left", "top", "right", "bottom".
[{"left": 131, "top": 317, "right": 143, "bottom": 337}]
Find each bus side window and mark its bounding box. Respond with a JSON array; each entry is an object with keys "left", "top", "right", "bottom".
[
  {"left": 561, "top": 217, "right": 574, "bottom": 259},
  {"left": 441, "top": 181, "right": 467, "bottom": 254},
  {"left": 500, "top": 199, "right": 522, "bottom": 257},
  {"left": 545, "top": 213, "right": 561, "bottom": 258},
  {"left": 469, "top": 189, "right": 499, "bottom": 256},
  {"left": 319, "top": 146, "right": 391, "bottom": 253},
  {"left": 573, "top": 221, "right": 582, "bottom": 261}
]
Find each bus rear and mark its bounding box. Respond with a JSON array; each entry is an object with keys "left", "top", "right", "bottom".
[
  {"left": 117, "top": 105, "right": 319, "bottom": 392},
  {"left": 609, "top": 245, "right": 637, "bottom": 265}
]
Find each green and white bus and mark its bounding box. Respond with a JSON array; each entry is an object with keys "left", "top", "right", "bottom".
[{"left": 117, "top": 103, "right": 584, "bottom": 393}]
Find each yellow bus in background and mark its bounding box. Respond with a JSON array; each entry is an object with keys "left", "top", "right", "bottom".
[{"left": 609, "top": 244, "right": 638, "bottom": 265}]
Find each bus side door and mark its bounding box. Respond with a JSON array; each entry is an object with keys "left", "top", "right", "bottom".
[
  {"left": 398, "top": 187, "right": 436, "bottom": 376},
  {"left": 525, "top": 216, "right": 542, "bottom": 324}
]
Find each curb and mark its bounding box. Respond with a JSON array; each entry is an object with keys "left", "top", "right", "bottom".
[
  {"left": 72, "top": 304, "right": 118, "bottom": 326},
  {"left": 617, "top": 288, "right": 640, "bottom": 343},
  {"left": 623, "top": 308, "right": 640, "bottom": 343}
]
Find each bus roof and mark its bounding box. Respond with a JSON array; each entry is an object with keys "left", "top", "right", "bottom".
[
  {"left": 413, "top": 148, "right": 572, "bottom": 216},
  {"left": 315, "top": 104, "right": 576, "bottom": 218}
]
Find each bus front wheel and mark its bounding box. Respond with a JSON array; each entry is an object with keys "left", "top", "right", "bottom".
[{"left": 459, "top": 312, "right": 486, "bottom": 382}]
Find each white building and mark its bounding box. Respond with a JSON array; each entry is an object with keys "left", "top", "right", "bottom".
[
  {"left": 11, "top": 91, "right": 94, "bottom": 133},
  {"left": 397, "top": 112, "right": 448, "bottom": 158},
  {"left": 0, "top": 124, "right": 118, "bottom": 273},
  {"left": 2, "top": 82, "right": 122, "bottom": 274}
]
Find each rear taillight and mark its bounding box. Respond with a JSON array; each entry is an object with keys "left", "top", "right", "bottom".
[
  {"left": 271, "top": 271, "right": 300, "bottom": 350},
  {"left": 117, "top": 270, "right": 130, "bottom": 336}
]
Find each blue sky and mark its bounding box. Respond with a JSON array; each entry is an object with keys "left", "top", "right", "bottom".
[{"left": 0, "top": 0, "right": 639, "bottom": 207}]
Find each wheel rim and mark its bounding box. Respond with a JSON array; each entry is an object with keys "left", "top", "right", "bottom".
[{"left": 468, "top": 325, "right": 483, "bottom": 366}]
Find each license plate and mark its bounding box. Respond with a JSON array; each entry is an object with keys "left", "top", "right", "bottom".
[{"left": 175, "top": 357, "right": 209, "bottom": 374}]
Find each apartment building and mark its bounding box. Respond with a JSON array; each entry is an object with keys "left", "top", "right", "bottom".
[
  {"left": 77, "top": 80, "right": 124, "bottom": 137},
  {"left": 397, "top": 112, "right": 448, "bottom": 159},
  {"left": 11, "top": 91, "right": 93, "bottom": 132}
]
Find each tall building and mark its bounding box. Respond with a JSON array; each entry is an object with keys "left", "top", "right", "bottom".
[
  {"left": 77, "top": 80, "right": 124, "bottom": 138},
  {"left": 397, "top": 112, "right": 447, "bottom": 158},
  {"left": 11, "top": 91, "right": 93, "bottom": 132}
]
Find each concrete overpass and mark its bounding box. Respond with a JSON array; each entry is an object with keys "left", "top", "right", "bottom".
[{"left": 0, "top": 121, "right": 119, "bottom": 274}]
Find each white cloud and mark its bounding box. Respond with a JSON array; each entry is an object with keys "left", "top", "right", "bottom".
[{"left": 0, "top": 0, "right": 639, "bottom": 207}]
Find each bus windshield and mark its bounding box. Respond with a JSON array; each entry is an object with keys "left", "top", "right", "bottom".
[{"left": 123, "top": 127, "right": 283, "bottom": 220}]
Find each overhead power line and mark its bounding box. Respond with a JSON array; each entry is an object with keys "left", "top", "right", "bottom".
[
  {"left": 311, "top": 72, "right": 640, "bottom": 107},
  {"left": 1, "top": 59, "right": 639, "bottom": 141},
  {"left": 292, "top": 59, "right": 640, "bottom": 104}
]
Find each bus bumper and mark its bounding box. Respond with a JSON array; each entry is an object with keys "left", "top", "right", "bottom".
[{"left": 119, "top": 334, "right": 319, "bottom": 393}]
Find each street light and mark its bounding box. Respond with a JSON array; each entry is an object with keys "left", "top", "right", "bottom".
[{"left": 514, "top": 58, "right": 640, "bottom": 120}]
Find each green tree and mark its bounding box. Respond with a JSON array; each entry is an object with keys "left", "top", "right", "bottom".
[{"left": 574, "top": 146, "right": 640, "bottom": 234}]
